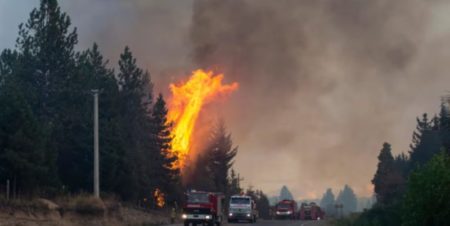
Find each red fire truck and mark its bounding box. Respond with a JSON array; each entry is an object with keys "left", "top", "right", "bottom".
[
  {"left": 275, "top": 199, "right": 298, "bottom": 220},
  {"left": 182, "top": 191, "right": 225, "bottom": 226},
  {"left": 299, "top": 202, "right": 324, "bottom": 220}
]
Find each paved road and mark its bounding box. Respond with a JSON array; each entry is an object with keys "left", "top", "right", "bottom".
[{"left": 170, "top": 220, "right": 330, "bottom": 226}]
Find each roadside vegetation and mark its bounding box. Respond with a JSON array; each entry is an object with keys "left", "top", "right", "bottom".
[{"left": 334, "top": 104, "right": 450, "bottom": 225}]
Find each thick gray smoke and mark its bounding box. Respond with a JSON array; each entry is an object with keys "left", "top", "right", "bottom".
[
  {"left": 2, "top": 0, "right": 450, "bottom": 199},
  {"left": 188, "top": 0, "right": 450, "bottom": 198}
]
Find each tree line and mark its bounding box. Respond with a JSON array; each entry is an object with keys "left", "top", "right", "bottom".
[
  {"left": 0, "top": 0, "right": 179, "bottom": 205},
  {"left": 319, "top": 185, "right": 359, "bottom": 217},
  {"left": 341, "top": 103, "right": 450, "bottom": 225}
]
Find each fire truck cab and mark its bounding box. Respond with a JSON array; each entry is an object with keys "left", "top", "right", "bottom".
[
  {"left": 299, "top": 202, "right": 324, "bottom": 220},
  {"left": 275, "top": 199, "right": 298, "bottom": 220},
  {"left": 182, "top": 191, "right": 225, "bottom": 226},
  {"left": 228, "top": 195, "right": 258, "bottom": 223}
]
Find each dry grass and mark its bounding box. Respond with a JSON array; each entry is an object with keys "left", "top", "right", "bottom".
[
  {"left": 59, "top": 195, "right": 105, "bottom": 216},
  {"left": 0, "top": 194, "right": 169, "bottom": 226}
]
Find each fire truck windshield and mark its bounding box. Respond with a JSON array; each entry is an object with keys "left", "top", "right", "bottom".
[
  {"left": 277, "top": 203, "right": 291, "bottom": 209},
  {"left": 187, "top": 193, "right": 209, "bottom": 203},
  {"left": 230, "top": 197, "right": 250, "bottom": 204}
]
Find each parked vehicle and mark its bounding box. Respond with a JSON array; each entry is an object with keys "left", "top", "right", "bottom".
[
  {"left": 182, "top": 190, "right": 225, "bottom": 226},
  {"left": 299, "top": 202, "right": 324, "bottom": 220},
  {"left": 228, "top": 195, "right": 258, "bottom": 223},
  {"left": 275, "top": 199, "right": 298, "bottom": 220}
]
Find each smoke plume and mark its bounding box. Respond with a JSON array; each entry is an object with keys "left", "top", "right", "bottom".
[{"left": 188, "top": 0, "right": 450, "bottom": 198}]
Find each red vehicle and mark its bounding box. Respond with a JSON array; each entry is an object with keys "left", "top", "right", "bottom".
[
  {"left": 299, "top": 202, "right": 324, "bottom": 220},
  {"left": 275, "top": 199, "right": 298, "bottom": 220},
  {"left": 182, "top": 191, "right": 225, "bottom": 226}
]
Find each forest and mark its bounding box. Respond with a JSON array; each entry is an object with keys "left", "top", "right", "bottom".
[{"left": 0, "top": 0, "right": 274, "bottom": 212}]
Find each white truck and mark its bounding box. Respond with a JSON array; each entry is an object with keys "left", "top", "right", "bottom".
[{"left": 227, "top": 195, "right": 258, "bottom": 223}]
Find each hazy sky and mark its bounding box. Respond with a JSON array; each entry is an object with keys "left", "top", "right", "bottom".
[{"left": 2, "top": 0, "right": 450, "bottom": 200}]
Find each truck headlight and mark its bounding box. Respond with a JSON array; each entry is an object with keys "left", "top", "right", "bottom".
[
  {"left": 182, "top": 214, "right": 187, "bottom": 219},
  {"left": 229, "top": 213, "right": 233, "bottom": 217},
  {"left": 287, "top": 211, "right": 292, "bottom": 214},
  {"left": 246, "top": 213, "right": 251, "bottom": 217},
  {"left": 205, "top": 215, "right": 211, "bottom": 219}
]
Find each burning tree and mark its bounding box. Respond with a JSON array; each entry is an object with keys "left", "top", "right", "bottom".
[{"left": 167, "top": 69, "right": 238, "bottom": 170}]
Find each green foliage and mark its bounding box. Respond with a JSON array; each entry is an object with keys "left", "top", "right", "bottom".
[
  {"left": 358, "top": 106, "right": 450, "bottom": 225},
  {"left": 409, "top": 114, "right": 442, "bottom": 170},
  {"left": 439, "top": 103, "right": 450, "bottom": 155},
  {"left": 0, "top": 79, "right": 54, "bottom": 194},
  {"left": 333, "top": 213, "right": 361, "bottom": 226},
  {"left": 0, "top": 0, "right": 183, "bottom": 205},
  {"left": 350, "top": 203, "right": 402, "bottom": 226},
  {"left": 372, "top": 143, "right": 406, "bottom": 205},
  {"left": 114, "top": 46, "right": 154, "bottom": 201},
  {"left": 401, "top": 152, "right": 450, "bottom": 226},
  {"left": 151, "top": 94, "right": 180, "bottom": 204}
]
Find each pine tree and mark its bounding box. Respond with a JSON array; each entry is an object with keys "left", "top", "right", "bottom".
[
  {"left": 186, "top": 153, "right": 215, "bottom": 191},
  {"left": 439, "top": 102, "right": 450, "bottom": 155},
  {"left": 0, "top": 79, "right": 53, "bottom": 196},
  {"left": 16, "top": 0, "right": 78, "bottom": 121},
  {"left": 336, "top": 185, "right": 357, "bottom": 215},
  {"left": 13, "top": 0, "right": 85, "bottom": 192},
  {"left": 372, "top": 142, "right": 394, "bottom": 205},
  {"left": 205, "top": 120, "right": 238, "bottom": 193},
  {"left": 228, "top": 169, "right": 242, "bottom": 196},
  {"left": 255, "top": 190, "right": 271, "bottom": 219},
  {"left": 279, "top": 185, "right": 294, "bottom": 200},
  {"left": 115, "top": 46, "right": 152, "bottom": 201},
  {"left": 151, "top": 94, "right": 180, "bottom": 204},
  {"left": 409, "top": 114, "right": 442, "bottom": 170},
  {"left": 320, "top": 188, "right": 335, "bottom": 216},
  {"left": 394, "top": 153, "right": 409, "bottom": 178},
  {"left": 372, "top": 142, "right": 405, "bottom": 205},
  {"left": 76, "top": 43, "right": 122, "bottom": 193}
]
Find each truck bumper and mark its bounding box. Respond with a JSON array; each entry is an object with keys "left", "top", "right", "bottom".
[
  {"left": 228, "top": 213, "right": 253, "bottom": 222},
  {"left": 182, "top": 214, "right": 213, "bottom": 222},
  {"left": 276, "top": 214, "right": 295, "bottom": 219}
]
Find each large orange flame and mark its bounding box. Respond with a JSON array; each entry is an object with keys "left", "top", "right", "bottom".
[{"left": 168, "top": 69, "right": 238, "bottom": 170}]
